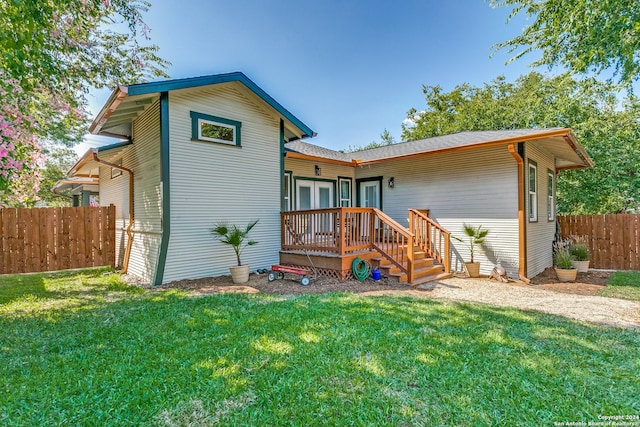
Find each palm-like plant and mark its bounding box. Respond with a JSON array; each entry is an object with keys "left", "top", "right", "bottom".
[
  {"left": 454, "top": 223, "right": 489, "bottom": 263},
  {"left": 211, "top": 220, "right": 259, "bottom": 266}
]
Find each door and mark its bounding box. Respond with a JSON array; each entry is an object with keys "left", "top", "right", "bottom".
[
  {"left": 360, "top": 180, "right": 380, "bottom": 208},
  {"left": 296, "top": 180, "right": 334, "bottom": 210}
]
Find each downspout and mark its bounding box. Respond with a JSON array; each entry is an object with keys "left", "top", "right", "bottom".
[
  {"left": 508, "top": 144, "right": 530, "bottom": 284},
  {"left": 52, "top": 187, "right": 73, "bottom": 201},
  {"left": 92, "top": 150, "right": 135, "bottom": 274}
]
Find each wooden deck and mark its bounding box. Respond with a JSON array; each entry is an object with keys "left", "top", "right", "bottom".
[{"left": 280, "top": 208, "right": 451, "bottom": 284}]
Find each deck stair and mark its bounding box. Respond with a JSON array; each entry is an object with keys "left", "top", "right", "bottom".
[{"left": 371, "top": 245, "right": 450, "bottom": 285}]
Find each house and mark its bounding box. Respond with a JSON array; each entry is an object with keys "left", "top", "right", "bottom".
[
  {"left": 282, "top": 129, "right": 593, "bottom": 281},
  {"left": 62, "top": 72, "right": 593, "bottom": 285}
]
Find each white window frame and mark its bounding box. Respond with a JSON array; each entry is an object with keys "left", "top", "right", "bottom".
[
  {"left": 190, "top": 111, "right": 241, "bottom": 147},
  {"left": 338, "top": 177, "right": 352, "bottom": 207},
  {"left": 547, "top": 170, "right": 555, "bottom": 221},
  {"left": 283, "top": 172, "right": 292, "bottom": 211},
  {"left": 197, "top": 118, "right": 236, "bottom": 145},
  {"left": 528, "top": 161, "right": 538, "bottom": 222}
]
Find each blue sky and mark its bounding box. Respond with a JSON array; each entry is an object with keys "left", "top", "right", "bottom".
[{"left": 83, "top": 0, "right": 539, "bottom": 153}]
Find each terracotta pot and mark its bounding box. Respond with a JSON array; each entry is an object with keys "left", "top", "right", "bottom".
[
  {"left": 555, "top": 267, "right": 577, "bottom": 282},
  {"left": 465, "top": 262, "right": 481, "bottom": 278},
  {"left": 571, "top": 260, "right": 590, "bottom": 273},
  {"left": 230, "top": 265, "right": 250, "bottom": 284}
]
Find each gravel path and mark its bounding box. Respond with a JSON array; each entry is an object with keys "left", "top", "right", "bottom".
[{"left": 422, "top": 278, "right": 640, "bottom": 329}]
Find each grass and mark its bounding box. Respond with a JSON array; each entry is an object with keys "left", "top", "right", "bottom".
[
  {"left": 1, "top": 269, "right": 639, "bottom": 426},
  {"left": 598, "top": 271, "right": 640, "bottom": 301}
]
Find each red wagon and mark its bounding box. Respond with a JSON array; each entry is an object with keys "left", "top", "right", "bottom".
[{"left": 268, "top": 265, "right": 312, "bottom": 286}]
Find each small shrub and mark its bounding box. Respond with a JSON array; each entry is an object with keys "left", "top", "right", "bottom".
[
  {"left": 569, "top": 235, "right": 589, "bottom": 261},
  {"left": 553, "top": 244, "right": 574, "bottom": 269}
]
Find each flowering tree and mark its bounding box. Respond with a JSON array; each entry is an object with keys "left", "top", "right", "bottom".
[{"left": 0, "top": 0, "right": 169, "bottom": 206}]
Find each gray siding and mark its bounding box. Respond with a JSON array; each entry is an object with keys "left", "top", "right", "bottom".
[
  {"left": 162, "top": 83, "right": 283, "bottom": 282},
  {"left": 355, "top": 145, "right": 521, "bottom": 276},
  {"left": 525, "top": 141, "right": 557, "bottom": 277},
  {"left": 98, "top": 100, "right": 162, "bottom": 283},
  {"left": 99, "top": 163, "right": 129, "bottom": 267}
]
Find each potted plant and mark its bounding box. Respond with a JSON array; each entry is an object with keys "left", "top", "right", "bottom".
[
  {"left": 553, "top": 243, "right": 577, "bottom": 282},
  {"left": 211, "top": 219, "right": 259, "bottom": 284},
  {"left": 453, "top": 223, "right": 489, "bottom": 278},
  {"left": 569, "top": 236, "right": 590, "bottom": 273}
]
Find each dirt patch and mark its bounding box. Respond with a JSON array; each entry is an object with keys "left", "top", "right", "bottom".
[
  {"left": 517, "top": 267, "right": 611, "bottom": 296},
  {"left": 155, "top": 273, "right": 408, "bottom": 296}
]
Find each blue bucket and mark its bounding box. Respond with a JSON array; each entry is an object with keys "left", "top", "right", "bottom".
[{"left": 372, "top": 268, "right": 381, "bottom": 281}]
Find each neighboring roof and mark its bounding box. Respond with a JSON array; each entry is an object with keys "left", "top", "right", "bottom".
[
  {"left": 285, "top": 128, "right": 594, "bottom": 170},
  {"left": 67, "top": 139, "right": 133, "bottom": 177},
  {"left": 52, "top": 177, "right": 100, "bottom": 194},
  {"left": 89, "top": 72, "right": 315, "bottom": 141}
]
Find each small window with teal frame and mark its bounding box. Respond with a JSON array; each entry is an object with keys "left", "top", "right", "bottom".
[{"left": 190, "top": 111, "right": 241, "bottom": 146}]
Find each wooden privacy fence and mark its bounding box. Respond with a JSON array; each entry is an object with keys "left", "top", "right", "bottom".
[
  {"left": 0, "top": 205, "right": 116, "bottom": 275},
  {"left": 558, "top": 214, "right": 640, "bottom": 271}
]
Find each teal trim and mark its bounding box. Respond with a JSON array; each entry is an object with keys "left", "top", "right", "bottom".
[
  {"left": 280, "top": 120, "right": 285, "bottom": 211},
  {"left": 190, "top": 111, "right": 241, "bottom": 146},
  {"left": 154, "top": 92, "right": 171, "bottom": 286},
  {"left": 355, "top": 176, "right": 383, "bottom": 209},
  {"left": 292, "top": 176, "right": 337, "bottom": 208},
  {"left": 283, "top": 170, "right": 293, "bottom": 211},
  {"left": 97, "top": 139, "right": 133, "bottom": 153},
  {"left": 127, "top": 72, "right": 314, "bottom": 138}
]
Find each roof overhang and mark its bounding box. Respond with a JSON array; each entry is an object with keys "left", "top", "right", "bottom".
[
  {"left": 89, "top": 72, "right": 316, "bottom": 141},
  {"left": 285, "top": 151, "right": 358, "bottom": 167},
  {"left": 67, "top": 140, "right": 133, "bottom": 177},
  {"left": 52, "top": 177, "right": 100, "bottom": 194},
  {"left": 356, "top": 128, "right": 594, "bottom": 169}
]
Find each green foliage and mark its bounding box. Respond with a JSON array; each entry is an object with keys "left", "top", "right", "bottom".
[
  {"left": 570, "top": 243, "right": 590, "bottom": 262},
  {"left": 490, "top": 0, "right": 640, "bottom": 85},
  {"left": 0, "top": 0, "right": 169, "bottom": 205},
  {"left": 599, "top": 271, "right": 640, "bottom": 301},
  {"left": 402, "top": 72, "right": 640, "bottom": 214},
  {"left": 211, "top": 220, "right": 259, "bottom": 266},
  {"left": 37, "top": 144, "right": 78, "bottom": 207},
  {"left": 344, "top": 128, "right": 396, "bottom": 153},
  {"left": 453, "top": 223, "right": 489, "bottom": 263},
  {"left": 553, "top": 245, "right": 574, "bottom": 269},
  {"left": 1, "top": 271, "right": 638, "bottom": 425}
]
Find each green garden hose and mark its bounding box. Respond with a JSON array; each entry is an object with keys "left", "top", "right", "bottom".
[{"left": 352, "top": 257, "right": 371, "bottom": 282}]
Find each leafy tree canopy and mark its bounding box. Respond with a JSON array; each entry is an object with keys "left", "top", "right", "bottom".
[
  {"left": 402, "top": 72, "right": 640, "bottom": 214},
  {"left": 490, "top": 0, "right": 640, "bottom": 85},
  {"left": 344, "top": 128, "right": 397, "bottom": 153},
  {"left": 0, "top": 0, "right": 169, "bottom": 206}
]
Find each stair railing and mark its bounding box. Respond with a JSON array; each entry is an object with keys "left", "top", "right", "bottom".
[
  {"left": 371, "top": 208, "right": 414, "bottom": 283},
  {"left": 408, "top": 209, "right": 451, "bottom": 273}
]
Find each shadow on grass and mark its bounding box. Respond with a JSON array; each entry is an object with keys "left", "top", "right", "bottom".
[{"left": 1, "top": 288, "right": 638, "bottom": 426}]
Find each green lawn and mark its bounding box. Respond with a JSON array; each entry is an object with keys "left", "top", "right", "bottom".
[
  {"left": 598, "top": 271, "right": 640, "bottom": 301},
  {"left": 1, "top": 268, "right": 639, "bottom": 426}
]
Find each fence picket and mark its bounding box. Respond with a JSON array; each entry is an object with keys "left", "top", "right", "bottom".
[
  {"left": 0, "top": 206, "right": 116, "bottom": 275},
  {"left": 558, "top": 214, "right": 640, "bottom": 271}
]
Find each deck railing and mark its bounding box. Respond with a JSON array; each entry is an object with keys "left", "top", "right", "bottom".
[
  {"left": 408, "top": 209, "right": 451, "bottom": 273},
  {"left": 281, "top": 207, "right": 414, "bottom": 281}
]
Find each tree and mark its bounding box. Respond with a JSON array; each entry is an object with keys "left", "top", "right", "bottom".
[
  {"left": 402, "top": 72, "right": 640, "bottom": 214},
  {"left": 38, "top": 145, "right": 79, "bottom": 208},
  {"left": 490, "top": 0, "right": 640, "bottom": 85},
  {"left": 344, "top": 128, "right": 397, "bottom": 153},
  {"left": 0, "top": 0, "right": 169, "bottom": 206}
]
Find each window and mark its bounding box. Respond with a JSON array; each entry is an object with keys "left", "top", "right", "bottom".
[
  {"left": 283, "top": 172, "right": 292, "bottom": 211},
  {"left": 528, "top": 160, "right": 537, "bottom": 222},
  {"left": 338, "top": 177, "right": 352, "bottom": 207},
  {"left": 190, "top": 111, "right": 241, "bottom": 146},
  {"left": 547, "top": 170, "right": 555, "bottom": 221},
  {"left": 111, "top": 159, "right": 122, "bottom": 179}
]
